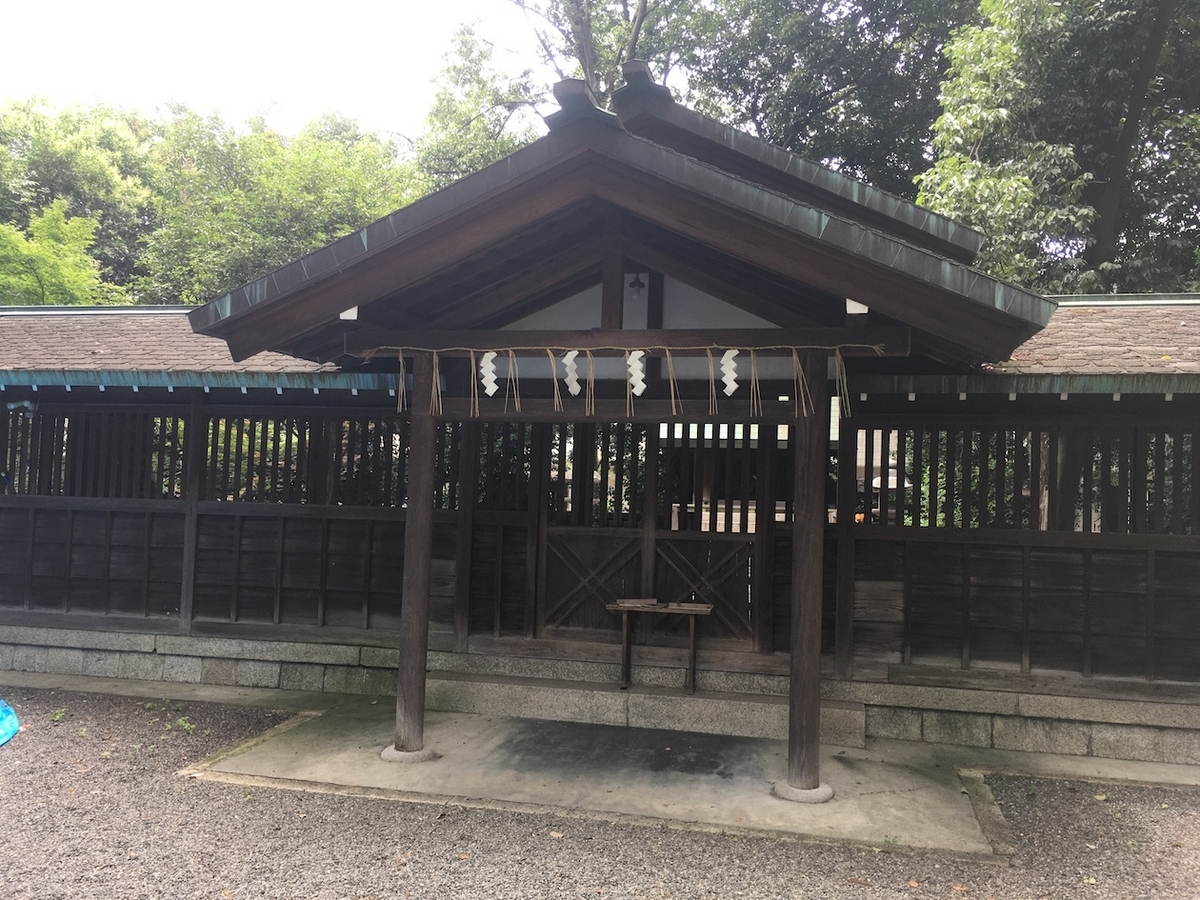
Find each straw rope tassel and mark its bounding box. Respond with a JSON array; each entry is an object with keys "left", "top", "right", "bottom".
[
  {"left": 468, "top": 350, "right": 480, "bottom": 418},
  {"left": 396, "top": 354, "right": 407, "bottom": 413},
  {"left": 504, "top": 350, "right": 522, "bottom": 413},
  {"left": 547, "top": 349, "right": 563, "bottom": 412},
  {"left": 792, "top": 349, "right": 815, "bottom": 418},
  {"left": 706, "top": 349, "right": 718, "bottom": 415},
  {"left": 749, "top": 350, "right": 763, "bottom": 418},
  {"left": 665, "top": 349, "right": 680, "bottom": 417},
  {"left": 834, "top": 349, "right": 852, "bottom": 419},
  {"left": 429, "top": 352, "right": 443, "bottom": 417},
  {"left": 585, "top": 351, "right": 596, "bottom": 417}
]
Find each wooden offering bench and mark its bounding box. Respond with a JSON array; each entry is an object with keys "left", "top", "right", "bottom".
[{"left": 606, "top": 600, "right": 714, "bottom": 694}]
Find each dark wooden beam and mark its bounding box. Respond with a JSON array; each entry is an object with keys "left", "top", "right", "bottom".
[
  {"left": 601, "top": 213, "right": 625, "bottom": 329},
  {"left": 394, "top": 352, "right": 436, "bottom": 754},
  {"left": 788, "top": 352, "right": 830, "bottom": 795},
  {"left": 431, "top": 397, "right": 816, "bottom": 424},
  {"left": 344, "top": 326, "right": 910, "bottom": 357},
  {"left": 616, "top": 236, "right": 827, "bottom": 329},
  {"left": 418, "top": 243, "right": 606, "bottom": 330},
  {"left": 586, "top": 160, "right": 1033, "bottom": 364}
]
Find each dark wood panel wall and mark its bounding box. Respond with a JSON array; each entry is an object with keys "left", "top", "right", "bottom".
[
  {"left": 4, "top": 395, "right": 1200, "bottom": 686},
  {"left": 837, "top": 411, "right": 1200, "bottom": 682}
]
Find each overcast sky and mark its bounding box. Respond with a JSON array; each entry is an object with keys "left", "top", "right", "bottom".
[{"left": 3, "top": 0, "right": 553, "bottom": 141}]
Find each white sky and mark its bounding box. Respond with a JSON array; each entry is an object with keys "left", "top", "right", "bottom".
[{"left": 2, "top": 0, "right": 554, "bottom": 142}]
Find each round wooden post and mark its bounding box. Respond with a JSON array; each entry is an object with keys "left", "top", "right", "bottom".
[
  {"left": 779, "top": 352, "right": 833, "bottom": 802},
  {"left": 389, "top": 352, "right": 438, "bottom": 760}
]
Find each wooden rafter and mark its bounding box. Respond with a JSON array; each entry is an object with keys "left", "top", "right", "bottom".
[{"left": 343, "top": 326, "right": 910, "bottom": 357}]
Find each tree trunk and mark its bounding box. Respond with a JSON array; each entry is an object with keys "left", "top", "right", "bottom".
[{"left": 1084, "top": 0, "right": 1180, "bottom": 271}]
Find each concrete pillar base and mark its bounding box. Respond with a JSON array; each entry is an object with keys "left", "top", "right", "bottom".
[
  {"left": 381, "top": 746, "right": 439, "bottom": 764},
  {"left": 772, "top": 782, "right": 834, "bottom": 804}
]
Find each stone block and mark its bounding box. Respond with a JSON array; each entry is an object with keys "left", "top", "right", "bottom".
[
  {"left": 82, "top": 650, "right": 121, "bottom": 678},
  {"left": 200, "top": 658, "right": 238, "bottom": 686},
  {"left": 323, "top": 666, "right": 367, "bottom": 695},
  {"left": 157, "top": 635, "right": 360, "bottom": 666},
  {"left": 865, "top": 706, "right": 923, "bottom": 742},
  {"left": 425, "top": 675, "right": 627, "bottom": 727},
  {"left": 629, "top": 692, "right": 787, "bottom": 739},
  {"left": 705, "top": 671, "right": 789, "bottom": 696},
  {"left": 923, "top": 711, "right": 993, "bottom": 748},
  {"left": 992, "top": 716, "right": 1090, "bottom": 756},
  {"left": 825, "top": 681, "right": 1019, "bottom": 716},
  {"left": 45, "top": 647, "right": 85, "bottom": 676},
  {"left": 0, "top": 626, "right": 155, "bottom": 653},
  {"left": 280, "top": 663, "right": 326, "bottom": 693},
  {"left": 1092, "top": 724, "right": 1163, "bottom": 762},
  {"left": 426, "top": 651, "right": 616, "bottom": 684},
  {"left": 12, "top": 646, "right": 48, "bottom": 673},
  {"left": 0, "top": 644, "right": 15, "bottom": 670},
  {"left": 1017, "top": 694, "right": 1200, "bottom": 730},
  {"left": 820, "top": 701, "right": 867, "bottom": 748},
  {"left": 1161, "top": 729, "right": 1200, "bottom": 766},
  {"left": 162, "top": 655, "right": 203, "bottom": 684},
  {"left": 363, "top": 668, "right": 397, "bottom": 697},
  {"left": 237, "top": 660, "right": 282, "bottom": 688},
  {"left": 118, "top": 653, "right": 164, "bottom": 682},
  {"left": 360, "top": 647, "right": 398, "bottom": 670}
]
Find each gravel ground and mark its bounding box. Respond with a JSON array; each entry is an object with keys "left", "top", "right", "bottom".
[{"left": 2, "top": 687, "right": 1199, "bottom": 900}]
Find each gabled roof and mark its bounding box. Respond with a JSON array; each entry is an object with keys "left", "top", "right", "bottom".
[
  {"left": 189, "top": 74, "right": 1053, "bottom": 369},
  {"left": 0, "top": 307, "right": 384, "bottom": 391},
  {"left": 610, "top": 61, "right": 982, "bottom": 264},
  {"left": 850, "top": 296, "right": 1200, "bottom": 395}
]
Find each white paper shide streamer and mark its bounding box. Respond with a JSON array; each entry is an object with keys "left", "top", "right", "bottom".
[
  {"left": 626, "top": 350, "right": 647, "bottom": 396},
  {"left": 562, "top": 350, "right": 582, "bottom": 396},
  {"left": 720, "top": 349, "right": 739, "bottom": 396},
  {"left": 478, "top": 351, "right": 499, "bottom": 397}
]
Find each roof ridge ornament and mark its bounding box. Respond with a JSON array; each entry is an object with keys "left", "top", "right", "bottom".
[
  {"left": 616, "top": 60, "right": 673, "bottom": 103},
  {"left": 543, "top": 79, "right": 623, "bottom": 132}
]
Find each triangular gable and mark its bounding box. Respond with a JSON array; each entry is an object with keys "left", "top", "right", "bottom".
[{"left": 189, "top": 78, "right": 1053, "bottom": 369}]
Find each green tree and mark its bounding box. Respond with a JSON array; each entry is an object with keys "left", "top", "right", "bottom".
[
  {"left": 683, "top": 0, "right": 979, "bottom": 197},
  {"left": 511, "top": 0, "right": 701, "bottom": 107},
  {"left": 0, "top": 199, "right": 124, "bottom": 305},
  {"left": 139, "top": 109, "right": 424, "bottom": 304},
  {"left": 0, "top": 101, "right": 155, "bottom": 287},
  {"left": 412, "top": 28, "right": 543, "bottom": 191},
  {"left": 917, "top": 0, "right": 1200, "bottom": 292}
]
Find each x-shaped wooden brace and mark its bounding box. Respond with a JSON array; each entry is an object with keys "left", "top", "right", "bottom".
[
  {"left": 655, "top": 540, "right": 754, "bottom": 639},
  {"left": 544, "top": 535, "right": 641, "bottom": 628}
]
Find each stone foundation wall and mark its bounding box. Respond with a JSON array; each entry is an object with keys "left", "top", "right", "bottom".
[{"left": 4, "top": 625, "right": 1199, "bottom": 765}]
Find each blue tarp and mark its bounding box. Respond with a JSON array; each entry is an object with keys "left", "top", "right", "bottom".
[{"left": 0, "top": 698, "right": 19, "bottom": 746}]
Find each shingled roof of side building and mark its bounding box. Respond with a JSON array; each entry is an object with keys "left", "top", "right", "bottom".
[
  {"left": 848, "top": 294, "right": 1200, "bottom": 396},
  {"left": 0, "top": 306, "right": 390, "bottom": 392},
  {"left": 3, "top": 297, "right": 1200, "bottom": 397}
]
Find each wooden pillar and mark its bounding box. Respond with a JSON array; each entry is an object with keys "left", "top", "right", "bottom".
[
  {"left": 784, "top": 352, "right": 832, "bottom": 799},
  {"left": 394, "top": 352, "right": 437, "bottom": 754},
  {"left": 641, "top": 429, "right": 659, "bottom": 596},
  {"left": 452, "top": 421, "right": 480, "bottom": 651},
  {"left": 834, "top": 413, "right": 856, "bottom": 679},
  {"left": 178, "top": 390, "right": 205, "bottom": 636}
]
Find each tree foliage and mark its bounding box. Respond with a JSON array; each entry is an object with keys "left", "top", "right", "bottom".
[
  {"left": 0, "top": 102, "right": 156, "bottom": 289},
  {"left": 917, "top": 0, "right": 1200, "bottom": 292},
  {"left": 411, "top": 28, "right": 543, "bottom": 192},
  {"left": 0, "top": 199, "right": 122, "bottom": 305},
  {"left": 139, "top": 110, "right": 423, "bottom": 304},
  {"left": 684, "top": 0, "right": 979, "bottom": 197},
  {"left": 510, "top": 0, "right": 702, "bottom": 107}
]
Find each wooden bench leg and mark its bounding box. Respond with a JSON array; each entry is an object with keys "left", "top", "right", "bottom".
[
  {"left": 686, "top": 613, "right": 697, "bottom": 694},
  {"left": 620, "top": 610, "right": 632, "bottom": 689}
]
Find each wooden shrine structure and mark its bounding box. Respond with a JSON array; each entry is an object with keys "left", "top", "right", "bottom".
[{"left": 3, "top": 64, "right": 1198, "bottom": 785}]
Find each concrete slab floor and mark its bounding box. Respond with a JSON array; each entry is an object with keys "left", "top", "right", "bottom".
[{"left": 8, "top": 671, "right": 1200, "bottom": 857}]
